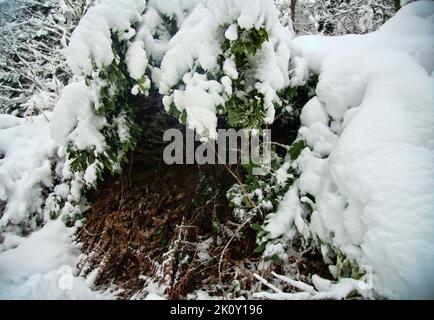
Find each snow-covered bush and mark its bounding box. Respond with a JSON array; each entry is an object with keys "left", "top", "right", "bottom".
[
  {"left": 1, "top": 0, "right": 432, "bottom": 300},
  {"left": 159, "top": 0, "right": 292, "bottom": 139},
  {"left": 260, "top": 1, "right": 434, "bottom": 299},
  {"left": 227, "top": 151, "right": 292, "bottom": 223},
  {"left": 48, "top": 0, "right": 209, "bottom": 220},
  {"left": 48, "top": 0, "right": 147, "bottom": 220},
  {"left": 0, "top": 0, "right": 90, "bottom": 229},
  {"left": 47, "top": 0, "right": 293, "bottom": 219},
  {"left": 1, "top": 0, "right": 227, "bottom": 226},
  {"left": 0, "top": 115, "right": 59, "bottom": 228}
]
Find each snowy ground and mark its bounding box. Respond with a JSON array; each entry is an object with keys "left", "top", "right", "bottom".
[{"left": 0, "top": 220, "right": 111, "bottom": 299}]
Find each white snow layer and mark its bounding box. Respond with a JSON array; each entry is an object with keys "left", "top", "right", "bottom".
[
  {"left": 50, "top": 81, "right": 106, "bottom": 153},
  {"left": 66, "top": 0, "right": 146, "bottom": 76},
  {"left": 0, "top": 115, "right": 58, "bottom": 226},
  {"left": 126, "top": 40, "right": 148, "bottom": 81},
  {"left": 268, "top": 1, "right": 434, "bottom": 299},
  {"left": 0, "top": 220, "right": 110, "bottom": 299}
]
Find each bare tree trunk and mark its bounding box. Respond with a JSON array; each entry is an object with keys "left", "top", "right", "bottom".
[
  {"left": 291, "top": 0, "right": 297, "bottom": 32},
  {"left": 291, "top": 0, "right": 297, "bottom": 24}
]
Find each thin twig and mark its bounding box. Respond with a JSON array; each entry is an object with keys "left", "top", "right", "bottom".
[{"left": 218, "top": 216, "right": 251, "bottom": 299}]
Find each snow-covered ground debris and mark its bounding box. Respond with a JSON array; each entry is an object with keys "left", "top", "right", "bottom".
[{"left": 253, "top": 271, "right": 373, "bottom": 300}]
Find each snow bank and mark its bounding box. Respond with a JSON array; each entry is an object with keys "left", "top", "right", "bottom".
[
  {"left": 0, "top": 220, "right": 109, "bottom": 299},
  {"left": 268, "top": 1, "right": 434, "bottom": 299},
  {"left": 0, "top": 115, "right": 58, "bottom": 226}
]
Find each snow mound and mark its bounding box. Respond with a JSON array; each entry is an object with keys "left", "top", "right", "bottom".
[{"left": 269, "top": 1, "right": 434, "bottom": 299}]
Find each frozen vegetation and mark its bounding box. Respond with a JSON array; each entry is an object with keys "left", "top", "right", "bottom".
[{"left": 0, "top": 0, "right": 433, "bottom": 300}]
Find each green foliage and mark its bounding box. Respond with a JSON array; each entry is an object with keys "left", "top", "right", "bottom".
[
  {"left": 220, "top": 27, "right": 271, "bottom": 129},
  {"left": 165, "top": 26, "right": 273, "bottom": 130},
  {"left": 225, "top": 91, "right": 266, "bottom": 128},
  {"left": 66, "top": 34, "right": 144, "bottom": 185},
  {"left": 229, "top": 27, "right": 269, "bottom": 57},
  {"left": 254, "top": 242, "right": 266, "bottom": 254},
  {"left": 250, "top": 223, "right": 263, "bottom": 232},
  {"left": 225, "top": 74, "right": 337, "bottom": 270},
  {"left": 224, "top": 88, "right": 313, "bottom": 260},
  {"left": 227, "top": 149, "right": 293, "bottom": 222},
  {"left": 289, "top": 140, "right": 306, "bottom": 160},
  {"left": 279, "top": 74, "right": 319, "bottom": 109},
  {"left": 160, "top": 15, "right": 178, "bottom": 37},
  {"left": 54, "top": 31, "right": 150, "bottom": 221},
  {"left": 264, "top": 254, "right": 284, "bottom": 265}
]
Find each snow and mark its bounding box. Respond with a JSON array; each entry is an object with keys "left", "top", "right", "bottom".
[
  {"left": 50, "top": 81, "right": 106, "bottom": 153},
  {"left": 131, "top": 0, "right": 208, "bottom": 85},
  {"left": 221, "top": 76, "right": 233, "bottom": 96},
  {"left": 66, "top": 0, "right": 146, "bottom": 76},
  {"left": 265, "top": 186, "right": 303, "bottom": 239},
  {"left": 263, "top": 243, "right": 286, "bottom": 260},
  {"left": 0, "top": 220, "right": 77, "bottom": 280},
  {"left": 0, "top": 115, "right": 58, "bottom": 226},
  {"left": 147, "top": 0, "right": 208, "bottom": 24},
  {"left": 253, "top": 272, "right": 371, "bottom": 300},
  {"left": 0, "top": 114, "right": 22, "bottom": 129},
  {"left": 197, "top": 237, "right": 213, "bottom": 262},
  {"left": 225, "top": 24, "right": 238, "bottom": 41},
  {"left": 114, "top": 112, "right": 131, "bottom": 143},
  {"left": 131, "top": 276, "right": 167, "bottom": 300},
  {"left": 125, "top": 40, "right": 148, "bottom": 81},
  {"left": 274, "top": 162, "right": 291, "bottom": 185},
  {"left": 0, "top": 267, "right": 109, "bottom": 300},
  {"left": 299, "top": 97, "right": 337, "bottom": 156},
  {"left": 0, "top": 220, "right": 110, "bottom": 299},
  {"left": 190, "top": 290, "right": 220, "bottom": 300},
  {"left": 83, "top": 162, "right": 99, "bottom": 187},
  {"left": 223, "top": 58, "right": 239, "bottom": 80},
  {"left": 266, "top": 0, "right": 434, "bottom": 299}
]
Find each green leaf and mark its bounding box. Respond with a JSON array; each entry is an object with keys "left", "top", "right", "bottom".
[
  {"left": 251, "top": 223, "right": 263, "bottom": 232},
  {"left": 254, "top": 242, "right": 266, "bottom": 253},
  {"left": 289, "top": 140, "right": 306, "bottom": 160}
]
